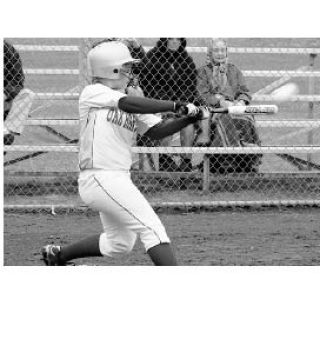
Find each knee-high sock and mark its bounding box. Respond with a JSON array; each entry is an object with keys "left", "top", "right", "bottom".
[
  {"left": 147, "top": 243, "right": 178, "bottom": 266},
  {"left": 60, "top": 234, "right": 102, "bottom": 262}
]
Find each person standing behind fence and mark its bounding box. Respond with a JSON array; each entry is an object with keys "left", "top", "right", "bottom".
[
  {"left": 3, "top": 40, "right": 34, "bottom": 150},
  {"left": 196, "top": 38, "right": 261, "bottom": 173},
  {"left": 4, "top": 40, "right": 25, "bottom": 146},
  {"left": 139, "top": 38, "right": 198, "bottom": 171}
]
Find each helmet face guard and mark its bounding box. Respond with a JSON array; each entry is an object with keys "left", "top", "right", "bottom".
[
  {"left": 87, "top": 41, "right": 140, "bottom": 80},
  {"left": 115, "top": 62, "right": 135, "bottom": 79}
]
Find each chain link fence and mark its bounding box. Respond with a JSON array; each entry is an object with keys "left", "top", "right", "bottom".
[{"left": 3, "top": 38, "right": 320, "bottom": 212}]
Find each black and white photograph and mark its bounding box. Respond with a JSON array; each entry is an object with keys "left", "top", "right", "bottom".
[
  {"left": 1, "top": 2, "right": 320, "bottom": 346},
  {"left": 3, "top": 36, "right": 320, "bottom": 266}
]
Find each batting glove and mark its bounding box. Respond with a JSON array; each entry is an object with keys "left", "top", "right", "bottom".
[
  {"left": 190, "top": 106, "right": 210, "bottom": 121},
  {"left": 174, "top": 101, "right": 200, "bottom": 115}
]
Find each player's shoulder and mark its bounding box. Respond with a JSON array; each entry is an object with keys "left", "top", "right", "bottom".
[
  {"left": 84, "top": 83, "right": 109, "bottom": 91},
  {"left": 80, "top": 83, "right": 109, "bottom": 96}
]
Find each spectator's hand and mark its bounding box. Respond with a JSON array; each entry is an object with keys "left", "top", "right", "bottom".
[
  {"left": 209, "top": 94, "right": 223, "bottom": 107},
  {"left": 234, "top": 100, "right": 246, "bottom": 106},
  {"left": 220, "top": 99, "right": 234, "bottom": 108}
]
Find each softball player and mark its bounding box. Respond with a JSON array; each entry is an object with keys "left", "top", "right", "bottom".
[{"left": 41, "top": 41, "right": 206, "bottom": 266}]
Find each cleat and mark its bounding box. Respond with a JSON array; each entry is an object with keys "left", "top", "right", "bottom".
[{"left": 41, "top": 245, "right": 65, "bottom": 266}]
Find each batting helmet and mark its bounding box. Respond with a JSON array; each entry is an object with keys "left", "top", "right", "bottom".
[{"left": 87, "top": 41, "right": 140, "bottom": 79}]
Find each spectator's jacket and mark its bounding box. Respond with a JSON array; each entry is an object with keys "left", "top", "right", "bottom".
[
  {"left": 197, "top": 62, "right": 251, "bottom": 106},
  {"left": 140, "top": 38, "right": 198, "bottom": 103},
  {"left": 4, "top": 40, "right": 25, "bottom": 102}
]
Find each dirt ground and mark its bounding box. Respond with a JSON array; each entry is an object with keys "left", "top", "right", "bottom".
[{"left": 3, "top": 208, "right": 320, "bottom": 266}]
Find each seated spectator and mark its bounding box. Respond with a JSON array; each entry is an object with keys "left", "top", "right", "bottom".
[
  {"left": 196, "top": 38, "right": 261, "bottom": 173},
  {"left": 140, "top": 38, "right": 198, "bottom": 171}
]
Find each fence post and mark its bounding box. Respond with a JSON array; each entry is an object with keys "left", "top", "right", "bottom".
[
  {"left": 307, "top": 53, "right": 317, "bottom": 170},
  {"left": 202, "top": 154, "right": 210, "bottom": 193}
]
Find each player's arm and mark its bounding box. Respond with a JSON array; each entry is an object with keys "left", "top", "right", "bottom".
[
  {"left": 118, "top": 95, "right": 178, "bottom": 114},
  {"left": 144, "top": 113, "right": 205, "bottom": 140},
  {"left": 119, "top": 96, "right": 206, "bottom": 140}
]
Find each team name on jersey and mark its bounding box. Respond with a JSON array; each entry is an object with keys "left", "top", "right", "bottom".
[{"left": 106, "top": 108, "right": 136, "bottom": 132}]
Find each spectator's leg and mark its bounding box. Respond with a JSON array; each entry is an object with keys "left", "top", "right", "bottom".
[
  {"left": 180, "top": 124, "right": 195, "bottom": 172},
  {"left": 159, "top": 135, "right": 178, "bottom": 171},
  {"left": 196, "top": 116, "right": 212, "bottom": 146}
]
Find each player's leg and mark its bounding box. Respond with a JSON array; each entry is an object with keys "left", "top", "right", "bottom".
[
  {"left": 90, "top": 171, "right": 177, "bottom": 265},
  {"left": 41, "top": 171, "right": 138, "bottom": 265},
  {"left": 147, "top": 243, "right": 177, "bottom": 266},
  {"left": 41, "top": 234, "right": 102, "bottom": 266},
  {"left": 41, "top": 170, "right": 104, "bottom": 265},
  {"left": 54, "top": 219, "right": 137, "bottom": 264},
  {"left": 99, "top": 204, "right": 176, "bottom": 265},
  {"left": 41, "top": 170, "right": 177, "bottom": 265},
  {"left": 42, "top": 222, "right": 137, "bottom": 266}
]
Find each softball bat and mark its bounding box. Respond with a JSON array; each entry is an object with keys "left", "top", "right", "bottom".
[{"left": 206, "top": 104, "right": 279, "bottom": 115}]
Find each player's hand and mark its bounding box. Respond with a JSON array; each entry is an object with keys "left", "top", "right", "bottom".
[
  {"left": 174, "top": 101, "right": 188, "bottom": 115},
  {"left": 187, "top": 106, "right": 210, "bottom": 121},
  {"left": 174, "top": 102, "right": 209, "bottom": 120},
  {"left": 196, "top": 106, "right": 210, "bottom": 120},
  {"left": 174, "top": 101, "right": 197, "bottom": 116}
]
